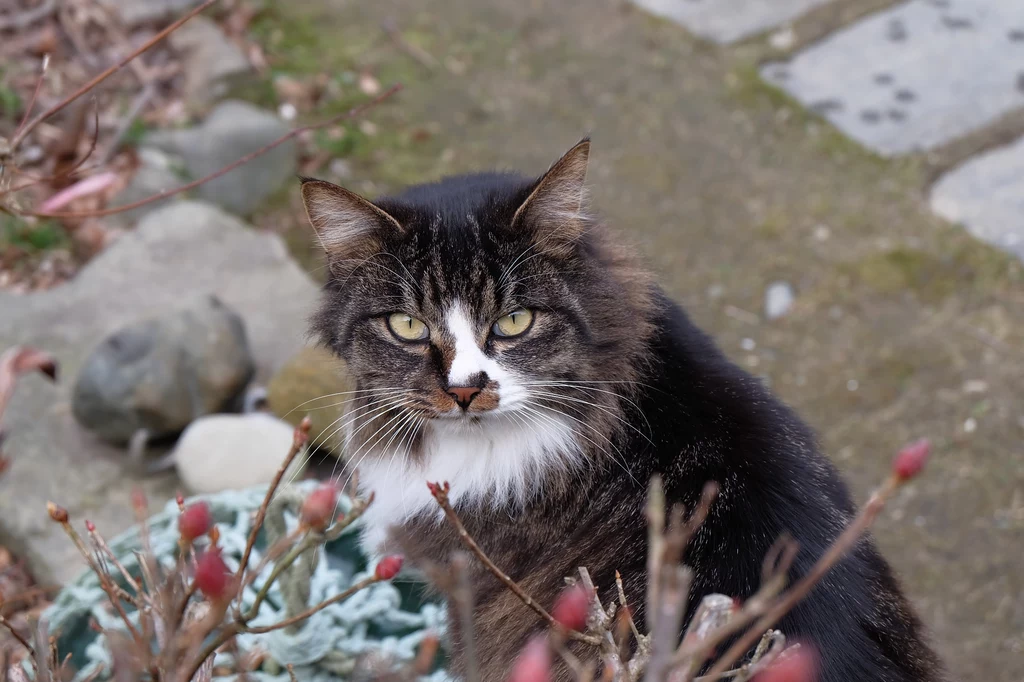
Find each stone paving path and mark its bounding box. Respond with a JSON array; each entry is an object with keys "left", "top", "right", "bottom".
[{"left": 638, "top": 0, "right": 1024, "bottom": 273}]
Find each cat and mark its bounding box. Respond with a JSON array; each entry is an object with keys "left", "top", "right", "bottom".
[{"left": 300, "top": 139, "right": 945, "bottom": 682}]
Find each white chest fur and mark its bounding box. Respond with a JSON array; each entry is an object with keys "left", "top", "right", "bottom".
[{"left": 355, "top": 413, "right": 580, "bottom": 557}]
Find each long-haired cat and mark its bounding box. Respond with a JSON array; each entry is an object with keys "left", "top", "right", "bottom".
[{"left": 300, "top": 139, "right": 944, "bottom": 682}]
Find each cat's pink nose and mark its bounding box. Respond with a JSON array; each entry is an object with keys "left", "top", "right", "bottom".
[{"left": 448, "top": 386, "right": 481, "bottom": 409}]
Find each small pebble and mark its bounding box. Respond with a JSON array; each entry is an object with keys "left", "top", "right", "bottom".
[
  {"left": 707, "top": 284, "right": 725, "bottom": 299},
  {"left": 765, "top": 281, "right": 795, "bottom": 320},
  {"left": 813, "top": 224, "right": 831, "bottom": 241},
  {"left": 962, "top": 380, "right": 988, "bottom": 394},
  {"left": 740, "top": 338, "right": 757, "bottom": 351},
  {"left": 964, "top": 417, "right": 978, "bottom": 433},
  {"left": 278, "top": 102, "right": 297, "bottom": 121},
  {"left": 847, "top": 379, "right": 859, "bottom": 391},
  {"left": 769, "top": 27, "right": 796, "bottom": 51}
]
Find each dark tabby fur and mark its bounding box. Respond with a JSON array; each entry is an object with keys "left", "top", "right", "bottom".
[{"left": 300, "top": 140, "right": 944, "bottom": 682}]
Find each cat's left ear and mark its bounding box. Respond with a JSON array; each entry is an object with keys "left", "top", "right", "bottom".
[{"left": 512, "top": 137, "right": 591, "bottom": 253}]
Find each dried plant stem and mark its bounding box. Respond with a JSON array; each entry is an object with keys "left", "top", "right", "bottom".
[
  {"left": 644, "top": 476, "right": 665, "bottom": 634},
  {"left": 28, "top": 85, "right": 402, "bottom": 219},
  {"left": 7, "top": 0, "right": 219, "bottom": 152},
  {"left": 0, "top": 615, "right": 33, "bottom": 656},
  {"left": 451, "top": 553, "right": 481, "bottom": 682},
  {"left": 234, "top": 419, "right": 311, "bottom": 605},
  {"left": 429, "top": 481, "right": 602, "bottom": 646},
  {"left": 248, "top": 573, "right": 379, "bottom": 633},
  {"left": 705, "top": 477, "right": 900, "bottom": 677},
  {"left": 670, "top": 540, "right": 797, "bottom": 671},
  {"left": 642, "top": 565, "right": 691, "bottom": 682}
]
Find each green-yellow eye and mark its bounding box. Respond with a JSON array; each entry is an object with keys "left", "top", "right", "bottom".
[
  {"left": 493, "top": 309, "right": 534, "bottom": 338},
  {"left": 387, "top": 313, "right": 429, "bottom": 341}
]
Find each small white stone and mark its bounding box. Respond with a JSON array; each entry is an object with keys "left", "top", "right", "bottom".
[
  {"left": 740, "top": 337, "right": 757, "bottom": 351},
  {"left": 962, "top": 380, "right": 988, "bottom": 394},
  {"left": 707, "top": 284, "right": 725, "bottom": 299},
  {"left": 172, "top": 413, "right": 306, "bottom": 495},
  {"left": 278, "top": 103, "right": 297, "bottom": 121},
  {"left": 964, "top": 417, "right": 978, "bottom": 434},
  {"left": 846, "top": 379, "right": 859, "bottom": 391},
  {"left": 770, "top": 27, "right": 796, "bottom": 51},
  {"left": 813, "top": 224, "right": 831, "bottom": 241},
  {"left": 765, "top": 281, "right": 795, "bottom": 320}
]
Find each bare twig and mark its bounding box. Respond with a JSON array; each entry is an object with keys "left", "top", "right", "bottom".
[
  {"left": 706, "top": 477, "right": 901, "bottom": 677},
  {"left": 451, "top": 553, "right": 481, "bottom": 682},
  {"left": 642, "top": 564, "right": 691, "bottom": 682},
  {"left": 26, "top": 85, "right": 402, "bottom": 218},
  {"left": 234, "top": 417, "right": 311, "bottom": 606},
  {"left": 13, "top": 56, "right": 50, "bottom": 139},
  {"left": 429, "top": 481, "right": 601, "bottom": 646},
  {"left": 7, "top": 0, "right": 219, "bottom": 152},
  {"left": 98, "top": 84, "right": 157, "bottom": 166},
  {"left": 0, "top": 615, "right": 33, "bottom": 657}
]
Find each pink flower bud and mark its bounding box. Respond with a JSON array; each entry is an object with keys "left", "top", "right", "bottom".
[
  {"left": 300, "top": 484, "right": 339, "bottom": 530},
  {"left": 754, "top": 646, "right": 817, "bottom": 682},
  {"left": 179, "top": 502, "right": 213, "bottom": 543},
  {"left": 85, "top": 520, "right": 96, "bottom": 533},
  {"left": 893, "top": 438, "right": 930, "bottom": 481},
  {"left": 508, "top": 635, "right": 551, "bottom": 682},
  {"left": 552, "top": 585, "right": 590, "bottom": 632},
  {"left": 374, "top": 555, "right": 404, "bottom": 580},
  {"left": 194, "top": 548, "right": 232, "bottom": 602}
]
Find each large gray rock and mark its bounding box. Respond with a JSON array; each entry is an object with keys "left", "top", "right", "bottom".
[
  {"left": 71, "top": 295, "right": 255, "bottom": 445},
  {"left": 0, "top": 201, "right": 317, "bottom": 584},
  {"left": 930, "top": 134, "right": 1024, "bottom": 259},
  {"left": 630, "top": 0, "right": 833, "bottom": 44},
  {"left": 168, "top": 16, "right": 252, "bottom": 111},
  {"left": 762, "top": 0, "right": 1024, "bottom": 156},
  {"left": 97, "top": 0, "right": 203, "bottom": 27},
  {"left": 146, "top": 101, "right": 295, "bottom": 215}
]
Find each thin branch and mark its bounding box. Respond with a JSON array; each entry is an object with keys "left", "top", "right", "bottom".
[
  {"left": 451, "top": 553, "right": 481, "bottom": 682},
  {"left": 27, "top": 84, "right": 402, "bottom": 218},
  {"left": 0, "top": 615, "right": 33, "bottom": 656},
  {"left": 670, "top": 539, "right": 797, "bottom": 671},
  {"left": 428, "top": 481, "right": 602, "bottom": 646},
  {"left": 14, "top": 56, "right": 49, "bottom": 138},
  {"left": 705, "top": 477, "right": 900, "bottom": 677},
  {"left": 7, "top": 0, "right": 219, "bottom": 152},
  {"left": 233, "top": 418, "right": 311, "bottom": 607}
]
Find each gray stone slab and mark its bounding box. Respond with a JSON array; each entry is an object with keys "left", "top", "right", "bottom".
[
  {"left": 630, "top": 0, "right": 834, "bottom": 44},
  {"left": 762, "top": 0, "right": 1024, "bottom": 156},
  {"left": 930, "top": 134, "right": 1024, "bottom": 259},
  {"left": 0, "top": 202, "right": 318, "bottom": 584}
]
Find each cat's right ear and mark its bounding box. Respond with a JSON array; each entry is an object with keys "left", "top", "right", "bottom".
[{"left": 300, "top": 179, "right": 402, "bottom": 261}]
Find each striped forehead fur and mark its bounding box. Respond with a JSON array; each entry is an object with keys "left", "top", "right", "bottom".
[{"left": 303, "top": 140, "right": 655, "bottom": 551}]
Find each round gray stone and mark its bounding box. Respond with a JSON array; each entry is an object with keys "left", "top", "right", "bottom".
[{"left": 71, "top": 295, "right": 255, "bottom": 445}]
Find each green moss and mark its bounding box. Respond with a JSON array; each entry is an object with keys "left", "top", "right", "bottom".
[
  {"left": 844, "top": 240, "right": 1017, "bottom": 302},
  {"left": 1, "top": 216, "right": 70, "bottom": 252}
]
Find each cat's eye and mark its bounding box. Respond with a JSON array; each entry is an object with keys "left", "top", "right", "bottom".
[
  {"left": 492, "top": 309, "right": 534, "bottom": 338},
  {"left": 387, "top": 313, "right": 429, "bottom": 342}
]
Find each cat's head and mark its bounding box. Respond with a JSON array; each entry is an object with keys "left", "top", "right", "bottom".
[{"left": 301, "top": 139, "right": 653, "bottom": 457}]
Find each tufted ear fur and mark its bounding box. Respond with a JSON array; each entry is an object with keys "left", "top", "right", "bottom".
[
  {"left": 511, "top": 138, "right": 591, "bottom": 254},
  {"left": 300, "top": 179, "right": 403, "bottom": 263}
]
